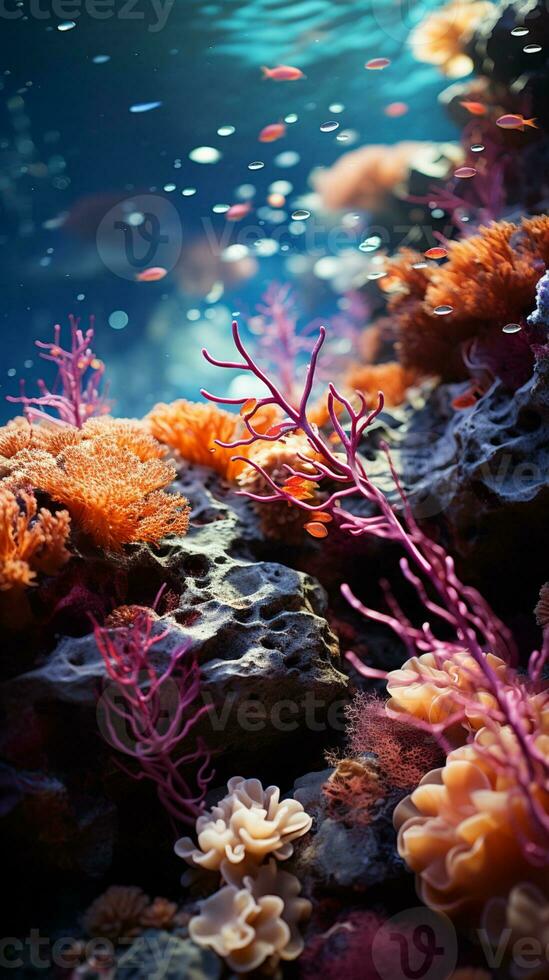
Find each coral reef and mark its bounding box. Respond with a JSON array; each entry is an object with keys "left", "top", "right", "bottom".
[{"left": 410, "top": 0, "right": 497, "bottom": 78}]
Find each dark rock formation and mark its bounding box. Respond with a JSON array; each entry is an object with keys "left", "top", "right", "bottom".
[
  {"left": 398, "top": 358, "right": 549, "bottom": 609},
  {"left": 292, "top": 768, "right": 404, "bottom": 893}
]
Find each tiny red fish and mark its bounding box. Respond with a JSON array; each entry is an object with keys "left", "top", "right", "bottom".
[
  {"left": 304, "top": 521, "right": 329, "bottom": 539},
  {"left": 496, "top": 113, "right": 538, "bottom": 131},
  {"left": 384, "top": 101, "right": 408, "bottom": 117},
  {"left": 261, "top": 65, "right": 305, "bottom": 81},
  {"left": 135, "top": 266, "right": 167, "bottom": 282},
  {"left": 365, "top": 57, "right": 391, "bottom": 70},
  {"left": 452, "top": 389, "right": 478, "bottom": 410},
  {"left": 226, "top": 202, "right": 252, "bottom": 221},
  {"left": 424, "top": 247, "right": 448, "bottom": 260},
  {"left": 459, "top": 101, "right": 487, "bottom": 116},
  {"left": 259, "top": 122, "right": 286, "bottom": 143}
]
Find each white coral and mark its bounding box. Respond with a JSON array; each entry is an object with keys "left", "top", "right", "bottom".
[{"left": 175, "top": 776, "right": 312, "bottom": 881}]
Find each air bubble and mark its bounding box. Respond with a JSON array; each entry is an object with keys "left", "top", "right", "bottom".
[
  {"left": 291, "top": 209, "right": 310, "bottom": 220},
  {"left": 248, "top": 161, "right": 264, "bottom": 170},
  {"left": 320, "top": 120, "right": 339, "bottom": 133},
  {"left": 433, "top": 305, "right": 453, "bottom": 316},
  {"left": 502, "top": 322, "right": 522, "bottom": 334}
]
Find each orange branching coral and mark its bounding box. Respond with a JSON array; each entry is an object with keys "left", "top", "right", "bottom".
[
  {"left": 147, "top": 399, "right": 279, "bottom": 481},
  {"left": 237, "top": 431, "right": 323, "bottom": 542},
  {"left": 410, "top": 1, "right": 496, "bottom": 77},
  {"left": 386, "top": 651, "right": 514, "bottom": 740},
  {"left": 322, "top": 757, "right": 382, "bottom": 826},
  {"left": 315, "top": 142, "right": 462, "bottom": 212},
  {"left": 10, "top": 439, "right": 189, "bottom": 552},
  {"left": 83, "top": 886, "right": 150, "bottom": 942},
  {"left": 346, "top": 361, "right": 416, "bottom": 408},
  {"left": 383, "top": 216, "right": 549, "bottom": 377},
  {"left": 79, "top": 417, "right": 166, "bottom": 462},
  {"left": 394, "top": 726, "right": 549, "bottom": 920},
  {"left": 0, "top": 486, "right": 71, "bottom": 593}
]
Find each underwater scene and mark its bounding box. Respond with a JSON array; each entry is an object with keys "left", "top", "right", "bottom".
[{"left": 2, "top": 0, "right": 549, "bottom": 977}]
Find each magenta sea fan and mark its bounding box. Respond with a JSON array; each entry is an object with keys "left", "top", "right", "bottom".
[{"left": 94, "top": 610, "right": 213, "bottom": 827}]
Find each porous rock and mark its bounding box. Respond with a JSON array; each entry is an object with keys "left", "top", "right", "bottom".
[
  {"left": 397, "top": 360, "right": 549, "bottom": 605},
  {"left": 292, "top": 769, "right": 404, "bottom": 893}
]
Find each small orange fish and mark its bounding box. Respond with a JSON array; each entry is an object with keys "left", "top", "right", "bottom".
[
  {"left": 365, "top": 57, "right": 391, "bottom": 70},
  {"left": 384, "top": 101, "right": 408, "bottom": 117},
  {"left": 304, "top": 521, "right": 329, "bottom": 539},
  {"left": 459, "top": 101, "right": 487, "bottom": 116},
  {"left": 135, "top": 266, "right": 167, "bottom": 282},
  {"left": 261, "top": 65, "right": 305, "bottom": 81},
  {"left": 496, "top": 113, "right": 538, "bottom": 131},
  {"left": 259, "top": 122, "right": 286, "bottom": 143},
  {"left": 424, "top": 246, "right": 448, "bottom": 260},
  {"left": 226, "top": 202, "right": 251, "bottom": 221}
]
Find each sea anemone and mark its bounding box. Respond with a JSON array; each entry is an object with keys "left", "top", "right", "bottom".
[
  {"left": 0, "top": 486, "right": 71, "bottom": 599},
  {"left": 175, "top": 776, "right": 312, "bottom": 884},
  {"left": 410, "top": 0, "right": 496, "bottom": 78},
  {"left": 394, "top": 727, "right": 549, "bottom": 920},
  {"left": 383, "top": 215, "right": 549, "bottom": 378},
  {"left": 8, "top": 437, "right": 189, "bottom": 551}
]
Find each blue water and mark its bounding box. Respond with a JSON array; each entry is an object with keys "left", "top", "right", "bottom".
[{"left": 0, "top": 0, "right": 456, "bottom": 422}]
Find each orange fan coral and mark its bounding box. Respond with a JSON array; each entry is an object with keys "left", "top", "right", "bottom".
[
  {"left": 410, "top": 1, "right": 496, "bottom": 78},
  {"left": 384, "top": 216, "right": 549, "bottom": 378},
  {"left": 147, "top": 399, "right": 279, "bottom": 482},
  {"left": 346, "top": 361, "right": 416, "bottom": 408},
  {"left": 394, "top": 726, "right": 549, "bottom": 921},
  {"left": 10, "top": 439, "right": 189, "bottom": 552},
  {"left": 0, "top": 486, "right": 71, "bottom": 592}
]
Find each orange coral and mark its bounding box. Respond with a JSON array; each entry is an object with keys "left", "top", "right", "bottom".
[
  {"left": 346, "top": 361, "right": 416, "bottom": 408},
  {"left": 410, "top": 1, "right": 496, "bottom": 77},
  {"left": 386, "top": 650, "right": 514, "bottom": 740},
  {"left": 0, "top": 486, "right": 71, "bottom": 592},
  {"left": 9, "top": 439, "right": 189, "bottom": 552},
  {"left": 383, "top": 216, "right": 549, "bottom": 378},
  {"left": 83, "top": 886, "right": 149, "bottom": 942},
  {"left": 394, "top": 725, "right": 549, "bottom": 921},
  {"left": 315, "top": 142, "right": 462, "bottom": 212},
  {"left": 322, "top": 757, "right": 382, "bottom": 826},
  {"left": 147, "top": 399, "right": 279, "bottom": 481}
]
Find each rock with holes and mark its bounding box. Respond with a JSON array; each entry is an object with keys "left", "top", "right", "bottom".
[
  {"left": 291, "top": 768, "right": 404, "bottom": 893},
  {"left": 397, "top": 359, "right": 549, "bottom": 606},
  {"left": 2, "top": 464, "right": 347, "bottom": 787}
]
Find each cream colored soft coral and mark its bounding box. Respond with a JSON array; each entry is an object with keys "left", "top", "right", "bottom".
[
  {"left": 386, "top": 650, "right": 513, "bottom": 739},
  {"left": 175, "top": 776, "right": 312, "bottom": 881},
  {"left": 394, "top": 727, "right": 549, "bottom": 921},
  {"left": 189, "top": 861, "right": 311, "bottom": 973}
]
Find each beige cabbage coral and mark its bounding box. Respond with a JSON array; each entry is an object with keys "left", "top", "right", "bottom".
[
  {"left": 386, "top": 650, "right": 514, "bottom": 739},
  {"left": 394, "top": 728, "right": 549, "bottom": 921},
  {"left": 175, "top": 776, "right": 312, "bottom": 882},
  {"left": 189, "top": 861, "right": 311, "bottom": 973}
]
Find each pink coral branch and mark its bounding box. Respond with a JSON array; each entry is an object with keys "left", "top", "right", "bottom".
[
  {"left": 94, "top": 612, "right": 213, "bottom": 828},
  {"left": 7, "top": 315, "right": 110, "bottom": 427}
]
